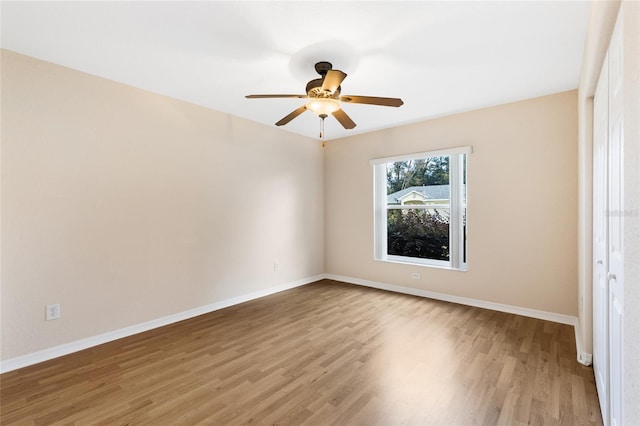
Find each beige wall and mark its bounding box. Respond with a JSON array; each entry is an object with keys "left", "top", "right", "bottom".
[
  {"left": 1, "top": 50, "right": 325, "bottom": 361},
  {"left": 325, "top": 91, "right": 579, "bottom": 316}
]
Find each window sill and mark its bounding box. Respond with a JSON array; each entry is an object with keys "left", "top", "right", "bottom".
[{"left": 375, "top": 256, "right": 467, "bottom": 272}]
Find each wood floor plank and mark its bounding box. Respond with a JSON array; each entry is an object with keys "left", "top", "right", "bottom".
[{"left": 0, "top": 280, "right": 602, "bottom": 425}]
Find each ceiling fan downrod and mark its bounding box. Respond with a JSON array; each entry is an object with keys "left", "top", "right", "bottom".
[{"left": 319, "top": 114, "right": 328, "bottom": 147}]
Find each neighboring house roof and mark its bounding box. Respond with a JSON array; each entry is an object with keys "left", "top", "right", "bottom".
[{"left": 387, "top": 185, "right": 450, "bottom": 205}]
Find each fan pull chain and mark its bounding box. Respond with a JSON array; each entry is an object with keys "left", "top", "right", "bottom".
[{"left": 319, "top": 114, "right": 327, "bottom": 147}]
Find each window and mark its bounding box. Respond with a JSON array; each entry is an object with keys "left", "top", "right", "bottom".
[{"left": 371, "top": 146, "right": 470, "bottom": 271}]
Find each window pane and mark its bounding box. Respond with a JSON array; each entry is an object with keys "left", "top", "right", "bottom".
[
  {"left": 387, "top": 208, "right": 450, "bottom": 261},
  {"left": 463, "top": 207, "right": 467, "bottom": 264},
  {"left": 385, "top": 156, "right": 451, "bottom": 262},
  {"left": 462, "top": 153, "right": 467, "bottom": 264},
  {"left": 386, "top": 156, "right": 450, "bottom": 202}
]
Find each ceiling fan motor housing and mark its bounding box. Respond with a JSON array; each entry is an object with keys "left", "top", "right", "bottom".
[
  {"left": 306, "top": 61, "right": 342, "bottom": 98},
  {"left": 306, "top": 78, "right": 340, "bottom": 98},
  {"left": 306, "top": 61, "right": 340, "bottom": 99}
]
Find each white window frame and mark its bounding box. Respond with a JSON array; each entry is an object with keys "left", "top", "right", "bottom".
[{"left": 370, "top": 146, "right": 471, "bottom": 271}]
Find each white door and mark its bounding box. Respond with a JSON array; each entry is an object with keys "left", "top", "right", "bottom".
[
  {"left": 593, "top": 51, "right": 609, "bottom": 424},
  {"left": 607, "top": 10, "right": 624, "bottom": 426}
]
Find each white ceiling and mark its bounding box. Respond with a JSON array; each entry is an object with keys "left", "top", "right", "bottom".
[{"left": 1, "top": 1, "right": 591, "bottom": 141}]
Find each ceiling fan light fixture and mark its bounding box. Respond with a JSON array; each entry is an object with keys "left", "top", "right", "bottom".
[{"left": 306, "top": 98, "right": 340, "bottom": 116}]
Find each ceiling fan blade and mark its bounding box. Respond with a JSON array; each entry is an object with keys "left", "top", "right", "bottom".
[
  {"left": 332, "top": 109, "right": 356, "bottom": 129},
  {"left": 322, "top": 70, "right": 347, "bottom": 93},
  {"left": 340, "top": 95, "right": 404, "bottom": 107},
  {"left": 275, "top": 105, "right": 307, "bottom": 126},
  {"left": 246, "top": 94, "right": 307, "bottom": 99}
]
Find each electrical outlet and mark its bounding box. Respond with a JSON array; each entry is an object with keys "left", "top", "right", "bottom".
[
  {"left": 45, "top": 304, "right": 60, "bottom": 321},
  {"left": 273, "top": 261, "right": 279, "bottom": 272},
  {"left": 412, "top": 272, "right": 421, "bottom": 279}
]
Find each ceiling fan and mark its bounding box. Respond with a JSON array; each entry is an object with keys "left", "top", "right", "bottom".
[{"left": 245, "top": 61, "right": 403, "bottom": 131}]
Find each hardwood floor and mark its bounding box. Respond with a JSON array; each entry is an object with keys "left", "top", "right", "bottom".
[{"left": 1, "top": 280, "right": 602, "bottom": 425}]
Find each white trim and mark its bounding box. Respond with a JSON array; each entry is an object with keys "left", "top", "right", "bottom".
[
  {"left": 326, "top": 274, "right": 590, "bottom": 365},
  {"left": 385, "top": 255, "right": 451, "bottom": 269},
  {"left": 575, "top": 321, "right": 594, "bottom": 366},
  {"left": 0, "top": 275, "right": 323, "bottom": 373},
  {"left": 1, "top": 273, "right": 590, "bottom": 373},
  {"left": 369, "top": 145, "right": 473, "bottom": 166},
  {"left": 373, "top": 163, "right": 387, "bottom": 260},
  {"left": 449, "top": 153, "right": 464, "bottom": 270},
  {"left": 387, "top": 204, "right": 451, "bottom": 210},
  {"left": 325, "top": 273, "right": 578, "bottom": 326}
]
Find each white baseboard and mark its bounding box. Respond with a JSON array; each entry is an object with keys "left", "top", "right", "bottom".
[
  {"left": 1, "top": 273, "right": 592, "bottom": 373},
  {"left": 0, "top": 275, "right": 323, "bottom": 374},
  {"left": 325, "top": 274, "right": 591, "bottom": 364},
  {"left": 325, "top": 274, "right": 578, "bottom": 325},
  {"left": 574, "top": 321, "right": 594, "bottom": 366}
]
